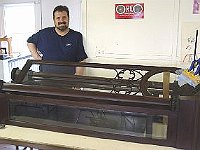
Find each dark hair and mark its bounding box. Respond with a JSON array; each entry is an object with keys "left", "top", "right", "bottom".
[{"left": 53, "top": 5, "right": 69, "bottom": 18}]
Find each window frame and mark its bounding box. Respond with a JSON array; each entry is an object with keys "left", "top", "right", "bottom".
[{"left": 0, "top": 0, "right": 41, "bottom": 55}]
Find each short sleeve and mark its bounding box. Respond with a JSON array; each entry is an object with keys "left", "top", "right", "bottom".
[
  {"left": 77, "top": 33, "right": 88, "bottom": 62},
  {"left": 27, "top": 32, "right": 40, "bottom": 46}
]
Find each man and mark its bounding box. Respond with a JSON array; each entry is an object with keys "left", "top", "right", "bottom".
[
  {"left": 27, "top": 5, "right": 88, "bottom": 75},
  {"left": 25, "top": 6, "right": 87, "bottom": 122}
]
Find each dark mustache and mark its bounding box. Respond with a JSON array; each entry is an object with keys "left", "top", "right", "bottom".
[{"left": 58, "top": 22, "right": 66, "bottom": 25}]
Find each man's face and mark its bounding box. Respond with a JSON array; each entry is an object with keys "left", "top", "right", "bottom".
[{"left": 53, "top": 11, "right": 69, "bottom": 32}]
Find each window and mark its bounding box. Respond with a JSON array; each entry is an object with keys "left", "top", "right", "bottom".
[{"left": 3, "top": 3, "right": 36, "bottom": 56}]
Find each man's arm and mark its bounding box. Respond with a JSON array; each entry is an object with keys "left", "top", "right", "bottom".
[
  {"left": 75, "top": 60, "right": 86, "bottom": 76},
  {"left": 27, "top": 43, "right": 42, "bottom": 60},
  {"left": 75, "top": 67, "right": 84, "bottom": 75}
]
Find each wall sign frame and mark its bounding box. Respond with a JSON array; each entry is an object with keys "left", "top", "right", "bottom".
[{"left": 115, "top": 3, "right": 144, "bottom": 19}]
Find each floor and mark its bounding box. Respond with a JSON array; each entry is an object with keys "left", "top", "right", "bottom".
[{"left": 0, "top": 144, "right": 38, "bottom": 150}]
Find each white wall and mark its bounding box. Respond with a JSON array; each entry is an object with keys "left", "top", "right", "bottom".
[
  {"left": 178, "top": 0, "right": 200, "bottom": 64},
  {"left": 82, "top": 0, "right": 180, "bottom": 66},
  {"left": 38, "top": 0, "right": 200, "bottom": 68},
  {"left": 80, "top": 0, "right": 200, "bottom": 68},
  {"left": 41, "top": 0, "right": 66, "bottom": 28},
  {"left": 66, "top": 0, "right": 82, "bottom": 32}
]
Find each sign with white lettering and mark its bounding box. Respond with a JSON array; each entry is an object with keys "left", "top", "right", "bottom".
[{"left": 115, "top": 3, "right": 144, "bottom": 19}]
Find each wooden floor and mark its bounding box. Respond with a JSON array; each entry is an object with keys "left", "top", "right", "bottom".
[{"left": 0, "top": 144, "right": 38, "bottom": 150}]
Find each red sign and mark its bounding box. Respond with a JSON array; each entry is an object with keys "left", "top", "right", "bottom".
[{"left": 115, "top": 3, "right": 144, "bottom": 19}]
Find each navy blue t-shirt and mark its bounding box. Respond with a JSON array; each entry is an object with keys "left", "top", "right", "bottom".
[{"left": 27, "top": 27, "right": 88, "bottom": 74}]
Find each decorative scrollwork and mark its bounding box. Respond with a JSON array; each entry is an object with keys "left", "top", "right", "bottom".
[
  {"left": 111, "top": 69, "right": 146, "bottom": 95},
  {"left": 109, "top": 67, "right": 178, "bottom": 97}
]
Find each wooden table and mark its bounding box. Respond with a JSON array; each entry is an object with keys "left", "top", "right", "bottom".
[
  {"left": 0, "top": 37, "right": 12, "bottom": 56},
  {"left": 0, "top": 125, "right": 181, "bottom": 150}
]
